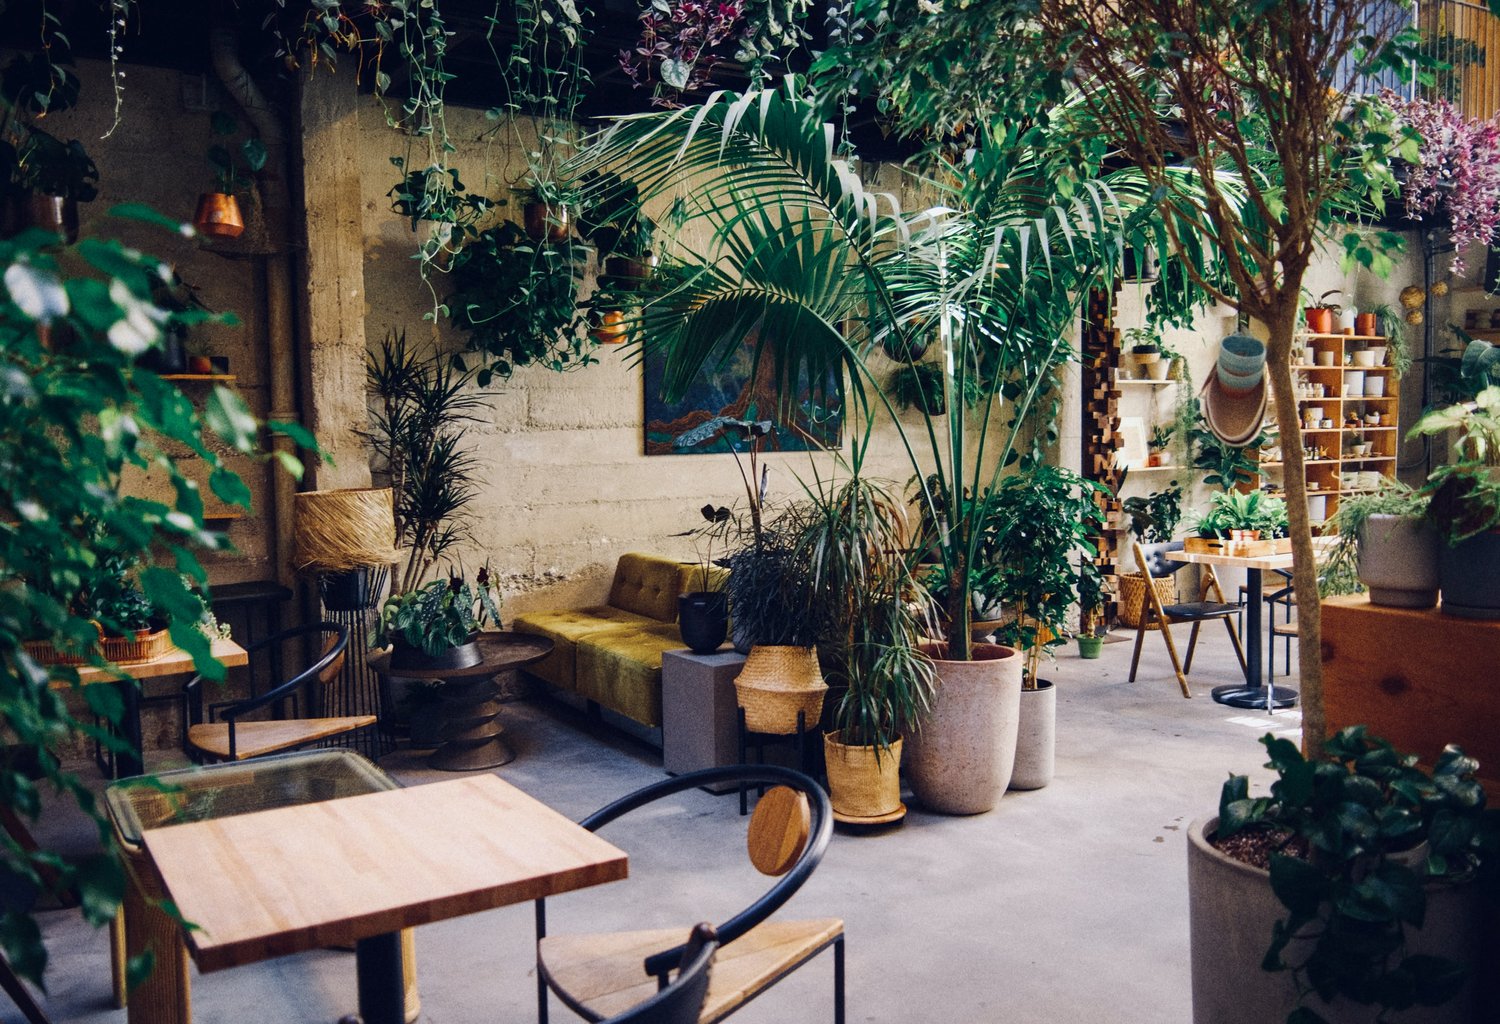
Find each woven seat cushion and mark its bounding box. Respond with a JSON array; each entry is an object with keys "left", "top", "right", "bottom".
[
  {"left": 512, "top": 607, "right": 660, "bottom": 692},
  {"left": 575, "top": 622, "right": 686, "bottom": 727},
  {"left": 1163, "top": 601, "right": 1240, "bottom": 620}
]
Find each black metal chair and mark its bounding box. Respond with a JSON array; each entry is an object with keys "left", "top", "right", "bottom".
[
  {"left": 1128, "top": 541, "right": 1248, "bottom": 697},
  {"left": 601, "top": 923, "right": 718, "bottom": 1024},
  {"left": 536, "top": 765, "right": 843, "bottom": 1024},
  {"left": 182, "top": 622, "right": 367, "bottom": 762}
]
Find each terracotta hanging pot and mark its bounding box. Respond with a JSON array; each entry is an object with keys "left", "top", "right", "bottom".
[
  {"left": 590, "top": 309, "right": 627, "bottom": 345},
  {"left": 193, "top": 193, "right": 245, "bottom": 239},
  {"left": 523, "top": 201, "right": 570, "bottom": 243}
]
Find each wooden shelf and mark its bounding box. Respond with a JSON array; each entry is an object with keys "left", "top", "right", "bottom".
[
  {"left": 1116, "top": 378, "right": 1174, "bottom": 387},
  {"left": 1297, "top": 332, "right": 1388, "bottom": 341},
  {"left": 1463, "top": 328, "right": 1500, "bottom": 339},
  {"left": 161, "top": 373, "right": 237, "bottom": 382},
  {"left": 1118, "top": 464, "right": 1182, "bottom": 473}
]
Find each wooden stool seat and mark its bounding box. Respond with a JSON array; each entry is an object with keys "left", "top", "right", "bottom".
[
  {"left": 187, "top": 716, "right": 376, "bottom": 761},
  {"left": 540, "top": 918, "right": 844, "bottom": 1024}
]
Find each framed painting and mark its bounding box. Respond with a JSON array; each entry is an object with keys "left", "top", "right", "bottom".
[{"left": 643, "top": 341, "right": 843, "bottom": 455}]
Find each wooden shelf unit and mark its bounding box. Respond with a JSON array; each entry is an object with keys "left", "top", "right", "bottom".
[{"left": 1260, "top": 332, "right": 1400, "bottom": 526}]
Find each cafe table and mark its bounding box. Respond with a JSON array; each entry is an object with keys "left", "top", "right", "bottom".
[
  {"left": 52, "top": 636, "right": 248, "bottom": 777},
  {"left": 131, "top": 765, "right": 628, "bottom": 1024},
  {"left": 1165, "top": 544, "right": 1302, "bottom": 712}
]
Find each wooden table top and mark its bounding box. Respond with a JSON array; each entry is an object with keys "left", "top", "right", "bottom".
[
  {"left": 366, "top": 631, "right": 554, "bottom": 680},
  {"left": 51, "top": 637, "right": 248, "bottom": 688},
  {"left": 1165, "top": 539, "right": 1332, "bottom": 572},
  {"left": 141, "top": 773, "right": 628, "bottom": 972}
]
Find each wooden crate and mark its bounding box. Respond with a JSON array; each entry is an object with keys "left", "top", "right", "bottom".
[
  {"left": 1322, "top": 594, "right": 1500, "bottom": 798},
  {"left": 1184, "top": 536, "right": 1292, "bottom": 557}
]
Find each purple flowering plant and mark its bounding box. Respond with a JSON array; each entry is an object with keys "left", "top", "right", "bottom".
[{"left": 1384, "top": 91, "right": 1500, "bottom": 275}]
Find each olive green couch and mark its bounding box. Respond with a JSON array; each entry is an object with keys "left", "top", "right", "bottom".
[{"left": 512, "top": 553, "right": 698, "bottom": 729}]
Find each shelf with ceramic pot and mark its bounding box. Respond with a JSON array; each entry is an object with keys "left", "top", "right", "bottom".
[{"left": 1116, "top": 378, "right": 1175, "bottom": 388}]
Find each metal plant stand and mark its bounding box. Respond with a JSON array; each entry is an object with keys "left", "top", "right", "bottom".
[{"left": 317, "top": 566, "right": 394, "bottom": 760}]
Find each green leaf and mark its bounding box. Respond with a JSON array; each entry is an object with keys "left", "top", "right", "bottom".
[
  {"left": 241, "top": 138, "right": 268, "bottom": 173},
  {"left": 203, "top": 386, "right": 259, "bottom": 453},
  {"left": 72, "top": 853, "right": 125, "bottom": 926},
  {"left": 208, "top": 466, "right": 253, "bottom": 510},
  {"left": 109, "top": 203, "right": 189, "bottom": 234},
  {"left": 1268, "top": 852, "right": 1325, "bottom": 917},
  {"left": 268, "top": 419, "right": 329, "bottom": 463},
  {"left": 125, "top": 951, "right": 156, "bottom": 993},
  {"left": 83, "top": 683, "right": 125, "bottom": 724}
]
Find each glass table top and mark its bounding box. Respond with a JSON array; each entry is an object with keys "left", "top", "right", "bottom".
[{"left": 104, "top": 748, "right": 398, "bottom": 845}]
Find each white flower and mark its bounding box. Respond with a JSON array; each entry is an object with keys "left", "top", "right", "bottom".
[{"left": 917, "top": 0, "right": 943, "bottom": 13}]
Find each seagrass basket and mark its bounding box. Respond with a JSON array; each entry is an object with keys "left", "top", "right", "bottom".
[
  {"left": 1118, "top": 573, "right": 1176, "bottom": 630},
  {"left": 734, "top": 645, "right": 826, "bottom": 735}
]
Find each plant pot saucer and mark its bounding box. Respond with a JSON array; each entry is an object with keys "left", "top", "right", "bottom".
[{"left": 831, "top": 802, "right": 906, "bottom": 827}]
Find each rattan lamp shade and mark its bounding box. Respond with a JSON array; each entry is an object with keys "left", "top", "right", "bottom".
[{"left": 290, "top": 488, "right": 400, "bottom": 574}]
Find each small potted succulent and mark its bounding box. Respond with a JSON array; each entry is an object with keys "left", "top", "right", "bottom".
[
  {"left": 1124, "top": 326, "right": 1161, "bottom": 363},
  {"left": 1148, "top": 424, "right": 1174, "bottom": 466},
  {"left": 375, "top": 568, "right": 502, "bottom": 671}
]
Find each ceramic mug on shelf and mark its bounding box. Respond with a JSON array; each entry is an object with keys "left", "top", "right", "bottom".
[{"left": 1321, "top": 418, "right": 1334, "bottom": 428}]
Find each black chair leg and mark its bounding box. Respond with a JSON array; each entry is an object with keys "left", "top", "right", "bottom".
[
  {"left": 0, "top": 953, "right": 50, "bottom": 1024},
  {"left": 833, "top": 934, "right": 845, "bottom": 1024},
  {"left": 535, "top": 899, "right": 548, "bottom": 1024},
  {"left": 738, "top": 707, "right": 749, "bottom": 816}
]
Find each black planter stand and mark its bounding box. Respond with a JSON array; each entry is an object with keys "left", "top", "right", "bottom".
[{"left": 316, "top": 565, "right": 394, "bottom": 760}]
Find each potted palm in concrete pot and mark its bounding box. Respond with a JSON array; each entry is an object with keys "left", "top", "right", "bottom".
[
  {"left": 987, "top": 465, "right": 1108, "bottom": 791},
  {"left": 799, "top": 470, "right": 936, "bottom": 825},
  {"left": 1188, "top": 728, "right": 1495, "bottom": 1024},
  {"left": 1319, "top": 483, "right": 1437, "bottom": 608},
  {"left": 1411, "top": 385, "right": 1500, "bottom": 619}
]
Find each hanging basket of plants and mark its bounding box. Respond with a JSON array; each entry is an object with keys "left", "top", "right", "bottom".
[{"left": 733, "top": 645, "right": 826, "bottom": 735}]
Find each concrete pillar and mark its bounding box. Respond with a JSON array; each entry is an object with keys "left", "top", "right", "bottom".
[{"left": 296, "top": 70, "right": 371, "bottom": 490}]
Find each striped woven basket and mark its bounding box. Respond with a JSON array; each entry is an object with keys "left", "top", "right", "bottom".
[
  {"left": 734, "top": 645, "right": 826, "bottom": 735},
  {"left": 1118, "top": 573, "right": 1176, "bottom": 630}
]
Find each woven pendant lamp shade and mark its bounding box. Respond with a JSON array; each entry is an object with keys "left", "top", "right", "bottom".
[
  {"left": 290, "top": 488, "right": 401, "bottom": 574},
  {"left": 734, "top": 645, "right": 827, "bottom": 735}
]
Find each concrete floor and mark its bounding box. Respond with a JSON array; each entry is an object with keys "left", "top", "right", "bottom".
[{"left": 29, "top": 621, "right": 1299, "bottom": 1024}]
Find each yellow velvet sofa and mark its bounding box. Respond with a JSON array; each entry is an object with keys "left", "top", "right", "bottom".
[{"left": 512, "top": 553, "right": 698, "bottom": 728}]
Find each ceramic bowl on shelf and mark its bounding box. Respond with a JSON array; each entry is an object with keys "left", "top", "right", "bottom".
[
  {"left": 1365, "top": 376, "right": 1386, "bottom": 397},
  {"left": 1352, "top": 349, "right": 1377, "bottom": 367}
]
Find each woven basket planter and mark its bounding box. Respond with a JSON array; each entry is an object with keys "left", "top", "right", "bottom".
[
  {"left": 734, "top": 645, "right": 826, "bottom": 735},
  {"left": 1118, "top": 573, "right": 1176, "bottom": 630},
  {"left": 24, "top": 626, "right": 170, "bottom": 666},
  {"left": 824, "top": 733, "right": 904, "bottom": 824}
]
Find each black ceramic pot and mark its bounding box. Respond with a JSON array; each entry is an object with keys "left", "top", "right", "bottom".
[
  {"left": 1439, "top": 530, "right": 1500, "bottom": 620},
  {"left": 389, "top": 636, "right": 483, "bottom": 672},
  {"left": 678, "top": 591, "right": 729, "bottom": 654}
]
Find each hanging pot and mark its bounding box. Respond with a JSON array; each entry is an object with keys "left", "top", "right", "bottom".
[
  {"left": 24, "top": 194, "right": 79, "bottom": 243},
  {"left": 193, "top": 193, "right": 245, "bottom": 239},
  {"left": 589, "top": 309, "right": 627, "bottom": 346},
  {"left": 823, "top": 732, "right": 905, "bottom": 825},
  {"left": 733, "top": 645, "right": 826, "bottom": 734},
  {"left": 523, "top": 201, "right": 570, "bottom": 243},
  {"left": 677, "top": 591, "right": 728, "bottom": 654},
  {"left": 603, "top": 252, "right": 658, "bottom": 282}
]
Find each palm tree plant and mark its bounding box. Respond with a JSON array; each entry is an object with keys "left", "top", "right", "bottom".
[
  {"left": 366, "top": 329, "right": 488, "bottom": 593},
  {"left": 569, "top": 78, "right": 1207, "bottom": 662}
]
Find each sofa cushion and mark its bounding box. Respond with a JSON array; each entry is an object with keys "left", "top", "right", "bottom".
[
  {"left": 574, "top": 623, "right": 686, "bottom": 728},
  {"left": 608, "top": 553, "right": 689, "bottom": 623},
  {"left": 512, "top": 607, "right": 660, "bottom": 693}
]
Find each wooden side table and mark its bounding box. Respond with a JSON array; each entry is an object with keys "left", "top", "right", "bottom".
[
  {"left": 1322, "top": 594, "right": 1500, "bottom": 796},
  {"left": 368, "top": 633, "right": 553, "bottom": 771},
  {"left": 661, "top": 648, "right": 746, "bottom": 793}
]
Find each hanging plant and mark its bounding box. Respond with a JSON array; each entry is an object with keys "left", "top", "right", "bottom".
[
  {"left": 1382, "top": 91, "right": 1500, "bottom": 276},
  {"left": 620, "top": 0, "right": 812, "bottom": 106},
  {"left": 445, "top": 221, "right": 595, "bottom": 385}
]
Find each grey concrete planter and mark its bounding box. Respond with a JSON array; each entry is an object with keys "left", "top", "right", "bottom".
[
  {"left": 905, "top": 643, "right": 1022, "bottom": 814},
  {"left": 1008, "top": 679, "right": 1055, "bottom": 791},
  {"left": 1188, "top": 817, "right": 1481, "bottom": 1024},
  {"left": 1358, "top": 514, "right": 1439, "bottom": 609}
]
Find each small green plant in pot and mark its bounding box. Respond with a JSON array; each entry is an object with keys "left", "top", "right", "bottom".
[
  {"left": 1074, "top": 558, "right": 1106, "bottom": 660},
  {"left": 376, "top": 569, "right": 501, "bottom": 671},
  {"left": 1188, "top": 728, "right": 1498, "bottom": 1024},
  {"left": 1122, "top": 481, "right": 1184, "bottom": 543},
  {"left": 678, "top": 502, "right": 732, "bottom": 654},
  {"left": 1191, "top": 490, "right": 1289, "bottom": 541}
]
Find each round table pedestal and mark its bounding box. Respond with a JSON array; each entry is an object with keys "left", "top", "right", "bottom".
[
  {"left": 1210, "top": 683, "right": 1298, "bottom": 710},
  {"left": 430, "top": 681, "right": 512, "bottom": 771}
]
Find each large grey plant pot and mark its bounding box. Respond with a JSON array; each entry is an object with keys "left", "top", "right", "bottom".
[
  {"left": 1439, "top": 530, "right": 1500, "bottom": 620},
  {"left": 1188, "top": 817, "right": 1480, "bottom": 1024},
  {"left": 1358, "top": 514, "right": 1439, "bottom": 609},
  {"left": 1008, "top": 679, "right": 1055, "bottom": 791},
  {"left": 905, "top": 643, "right": 1022, "bottom": 814}
]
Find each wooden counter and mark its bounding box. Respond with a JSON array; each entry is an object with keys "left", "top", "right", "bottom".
[{"left": 1321, "top": 594, "right": 1500, "bottom": 796}]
